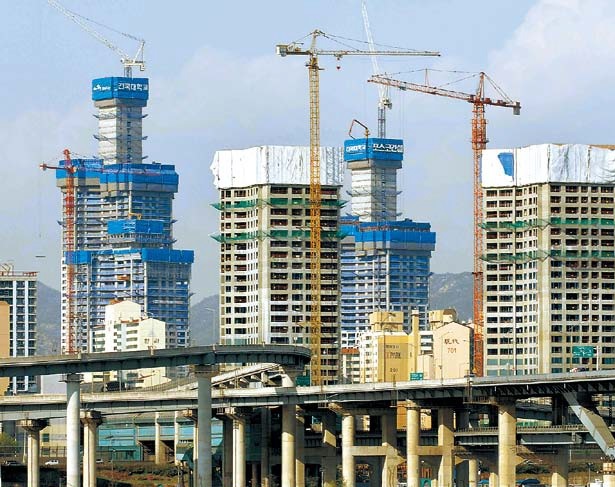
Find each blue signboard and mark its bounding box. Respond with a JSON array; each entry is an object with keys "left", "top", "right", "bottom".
[
  {"left": 92, "top": 77, "right": 149, "bottom": 101},
  {"left": 344, "top": 138, "right": 404, "bottom": 162}
]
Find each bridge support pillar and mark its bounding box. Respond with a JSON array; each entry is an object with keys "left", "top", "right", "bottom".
[
  {"left": 18, "top": 419, "right": 48, "bottom": 487},
  {"left": 488, "top": 471, "right": 498, "bottom": 487},
  {"left": 282, "top": 404, "right": 296, "bottom": 487},
  {"left": 406, "top": 402, "right": 421, "bottom": 487},
  {"left": 81, "top": 411, "right": 102, "bottom": 487},
  {"left": 382, "top": 409, "right": 399, "bottom": 487},
  {"left": 223, "top": 416, "right": 233, "bottom": 487},
  {"left": 342, "top": 414, "right": 356, "bottom": 487},
  {"left": 174, "top": 411, "right": 180, "bottom": 465},
  {"left": 296, "top": 409, "right": 305, "bottom": 487},
  {"left": 64, "top": 373, "right": 82, "bottom": 487},
  {"left": 498, "top": 401, "right": 516, "bottom": 487},
  {"left": 321, "top": 411, "right": 337, "bottom": 487},
  {"left": 550, "top": 447, "right": 568, "bottom": 487},
  {"left": 233, "top": 414, "right": 247, "bottom": 487},
  {"left": 468, "top": 458, "right": 478, "bottom": 487},
  {"left": 155, "top": 412, "right": 166, "bottom": 465},
  {"left": 438, "top": 408, "right": 454, "bottom": 487},
  {"left": 604, "top": 462, "right": 615, "bottom": 487},
  {"left": 260, "top": 409, "right": 270, "bottom": 487},
  {"left": 195, "top": 365, "right": 216, "bottom": 487}
]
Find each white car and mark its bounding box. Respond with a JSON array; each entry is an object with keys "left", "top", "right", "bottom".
[{"left": 44, "top": 459, "right": 59, "bottom": 466}]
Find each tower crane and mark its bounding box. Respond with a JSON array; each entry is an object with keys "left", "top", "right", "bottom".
[
  {"left": 361, "top": 0, "right": 391, "bottom": 137},
  {"left": 369, "top": 71, "right": 521, "bottom": 376},
  {"left": 277, "top": 30, "right": 439, "bottom": 386},
  {"left": 40, "top": 150, "right": 77, "bottom": 355},
  {"left": 47, "top": 0, "right": 145, "bottom": 77}
]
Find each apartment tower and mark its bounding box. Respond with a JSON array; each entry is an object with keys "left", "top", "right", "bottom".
[
  {"left": 482, "top": 143, "right": 615, "bottom": 376},
  {"left": 54, "top": 77, "right": 193, "bottom": 353},
  {"left": 210, "top": 146, "right": 344, "bottom": 384},
  {"left": 340, "top": 138, "right": 436, "bottom": 361},
  {"left": 0, "top": 265, "right": 37, "bottom": 393}
]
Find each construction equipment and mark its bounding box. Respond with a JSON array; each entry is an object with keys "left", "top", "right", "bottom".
[
  {"left": 40, "top": 149, "right": 77, "bottom": 354},
  {"left": 369, "top": 71, "right": 520, "bottom": 376},
  {"left": 47, "top": 0, "right": 145, "bottom": 77},
  {"left": 277, "top": 30, "right": 439, "bottom": 386},
  {"left": 361, "top": 0, "right": 392, "bottom": 137}
]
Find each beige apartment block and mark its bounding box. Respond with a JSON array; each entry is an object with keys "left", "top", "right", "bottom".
[
  {"left": 210, "top": 146, "right": 344, "bottom": 384},
  {"left": 481, "top": 144, "right": 615, "bottom": 376},
  {"left": 432, "top": 321, "right": 473, "bottom": 380}
]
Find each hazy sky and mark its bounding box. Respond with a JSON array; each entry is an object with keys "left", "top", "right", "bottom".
[{"left": 1, "top": 0, "right": 613, "bottom": 300}]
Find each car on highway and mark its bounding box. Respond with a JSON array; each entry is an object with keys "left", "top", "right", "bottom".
[
  {"left": 3, "top": 460, "right": 21, "bottom": 466},
  {"left": 44, "top": 459, "right": 59, "bottom": 466}
]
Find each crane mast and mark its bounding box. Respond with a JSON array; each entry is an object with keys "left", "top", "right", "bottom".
[
  {"left": 278, "top": 30, "right": 439, "bottom": 385},
  {"left": 40, "top": 150, "right": 77, "bottom": 354},
  {"left": 361, "top": 0, "right": 391, "bottom": 137},
  {"left": 369, "top": 72, "right": 520, "bottom": 376}
]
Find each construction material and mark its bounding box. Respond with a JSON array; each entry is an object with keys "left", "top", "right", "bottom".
[
  {"left": 482, "top": 143, "right": 615, "bottom": 187},
  {"left": 277, "top": 30, "right": 438, "bottom": 385},
  {"left": 369, "top": 72, "right": 521, "bottom": 376}
]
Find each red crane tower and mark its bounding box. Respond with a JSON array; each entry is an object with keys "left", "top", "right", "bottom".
[
  {"left": 41, "top": 149, "right": 77, "bottom": 354},
  {"left": 369, "top": 71, "right": 521, "bottom": 376}
]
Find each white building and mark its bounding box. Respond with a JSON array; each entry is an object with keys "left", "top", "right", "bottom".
[
  {"left": 210, "top": 146, "right": 344, "bottom": 385},
  {"left": 482, "top": 144, "right": 615, "bottom": 376},
  {"left": 93, "top": 300, "right": 168, "bottom": 388}
]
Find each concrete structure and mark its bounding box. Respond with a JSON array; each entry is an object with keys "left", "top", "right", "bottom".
[
  {"left": 340, "top": 138, "right": 436, "bottom": 383},
  {"left": 54, "top": 77, "right": 193, "bottom": 354},
  {"left": 210, "top": 146, "right": 344, "bottom": 384},
  {"left": 432, "top": 321, "right": 473, "bottom": 380},
  {"left": 429, "top": 309, "right": 458, "bottom": 329},
  {"left": 481, "top": 144, "right": 615, "bottom": 375},
  {"left": 93, "top": 300, "right": 168, "bottom": 388},
  {"left": 0, "top": 265, "right": 37, "bottom": 393}
]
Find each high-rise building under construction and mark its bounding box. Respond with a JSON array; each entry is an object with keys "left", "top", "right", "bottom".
[
  {"left": 340, "top": 138, "right": 436, "bottom": 378},
  {"left": 210, "top": 146, "right": 344, "bottom": 384},
  {"left": 481, "top": 144, "right": 615, "bottom": 376},
  {"left": 53, "top": 77, "right": 193, "bottom": 353}
]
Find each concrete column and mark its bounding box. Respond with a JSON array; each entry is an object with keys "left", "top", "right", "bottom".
[
  {"left": 382, "top": 411, "right": 397, "bottom": 487},
  {"left": 251, "top": 463, "right": 258, "bottom": 487},
  {"left": 551, "top": 448, "right": 569, "bottom": 487},
  {"left": 295, "top": 409, "right": 305, "bottom": 487},
  {"left": 174, "top": 411, "right": 180, "bottom": 465},
  {"left": 406, "top": 404, "right": 421, "bottom": 487},
  {"left": 18, "top": 419, "right": 48, "bottom": 487},
  {"left": 603, "top": 462, "right": 615, "bottom": 487},
  {"left": 233, "top": 415, "right": 246, "bottom": 487},
  {"left": 81, "top": 411, "right": 102, "bottom": 487},
  {"left": 456, "top": 410, "right": 470, "bottom": 487},
  {"left": 65, "top": 374, "right": 82, "bottom": 487},
  {"left": 155, "top": 412, "right": 165, "bottom": 465},
  {"left": 468, "top": 459, "right": 478, "bottom": 487},
  {"left": 282, "top": 405, "right": 296, "bottom": 487},
  {"left": 260, "top": 409, "right": 270, "bottom": 487},
  {"left": 498, "top": 401, "right": 516, "bottom": 487},
  {"left": 321, "top": 412, "right": 337, "bottom": 487},
  {"left": 488, "top": 471, "right": 498, "bottom": 487},
  {"left": 342, "top": 414, "right": 356, "bottom": 487},
  {"left": 196, "top": 366, "right": 216, "bottom": 487},
  {"left": 223, "top": 416, "right": 233, "bottom": 487},
  {"left": 438, "top": 408, "right": 454, "bottom": 487}
]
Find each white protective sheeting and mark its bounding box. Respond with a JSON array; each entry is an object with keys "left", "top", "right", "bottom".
[
  {"left": 482, "top": 143, "right": 615, "bottom": 187},
  {"left": 210, "top": 145, "right": 344, "bottom": 189}
]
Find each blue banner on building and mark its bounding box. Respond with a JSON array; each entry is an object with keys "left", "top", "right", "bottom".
[
  {"left": 344, "top": 138, "right": 404, "bottom": 162},
  {"left": 92, "top": 77, "right": 149, "bottom": 101}
]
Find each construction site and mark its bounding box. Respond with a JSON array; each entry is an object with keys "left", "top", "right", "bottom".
[{"left": 4, "top": 2, "right": 615, "bottom": 487}]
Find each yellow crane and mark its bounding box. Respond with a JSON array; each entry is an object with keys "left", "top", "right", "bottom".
[{"left": 277, "top": 30, "right": 439, "bottom": 385}]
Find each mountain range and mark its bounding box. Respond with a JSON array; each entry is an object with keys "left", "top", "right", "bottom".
[{"left": 35, "top": 271, "right": 472, "bottom": 353}]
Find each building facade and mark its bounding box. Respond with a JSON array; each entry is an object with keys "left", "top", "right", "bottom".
[
  {"left": 0, "top": 266, "right": 37, "bottom": 393},
  {"left": 340, "top": 138, "right": 436, "bottom": 369},
  {"left": 482, "top": 144, "right": 615, "bottom": 376},
  {"left": 54, "top": 77, "right": 193, "bottom": 353},
  {"left": 210, "top": 146, "right": 344, "bottom": 384}
]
